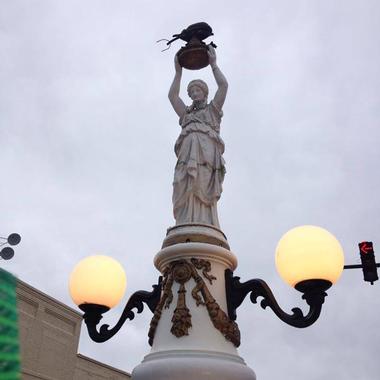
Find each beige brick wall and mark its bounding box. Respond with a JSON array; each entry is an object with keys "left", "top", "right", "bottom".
[
  {"left": 16, "top": 279, "right": 131, "bottom": 379},
  {"left": 75, "top": 354, "right": 131, "bottom": 380}
]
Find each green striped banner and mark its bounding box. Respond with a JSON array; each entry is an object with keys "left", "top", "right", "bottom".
[{"left": 0, "top": 269, "right": 20, "bottom": 380}]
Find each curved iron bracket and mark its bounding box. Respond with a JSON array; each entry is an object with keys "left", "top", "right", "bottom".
[
  {"left": 80, "top": 276, "right": 162, "bottom": 343},
  {"left": 225, "top": 269, "right": 331, "bottom": 328}
]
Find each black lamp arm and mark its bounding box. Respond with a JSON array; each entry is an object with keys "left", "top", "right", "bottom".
[
  {"left": 80, "top": 276, "right": 162, "bottom": 343},
  {"left": 225, "top": 269, "right": 331, "bottom": 328}
]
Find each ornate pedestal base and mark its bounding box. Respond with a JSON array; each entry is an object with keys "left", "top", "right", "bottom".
[
  {"left": 132, "top": 225, "right": 255, "bottom": 380},
  {"left": 162, "top": 223, "right": 230, "bottom": 250},
  {"left": 132, "top": 350, "right": 256, "bottom": 380}
]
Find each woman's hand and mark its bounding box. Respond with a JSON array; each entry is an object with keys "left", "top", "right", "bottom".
[
  {"left": 174, "top": 55, "right": 182, "bottom": 73},
  {"left": 209, "top": 45, "right": 228, "bottom": 110},
  {"left": 208, "top": 45, "right": 217, "bottom": 67}
]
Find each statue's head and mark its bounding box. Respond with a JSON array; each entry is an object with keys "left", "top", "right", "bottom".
[{"left": 187, "top": 79, "right": 209, "bottom": 102}]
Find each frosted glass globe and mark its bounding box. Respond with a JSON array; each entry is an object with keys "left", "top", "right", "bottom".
[
  {"left": 275, "top": 225, "right": 344, "bottom": 287},
  {"left": 69, "top": 255, "right": 127, "bottom": 308}
]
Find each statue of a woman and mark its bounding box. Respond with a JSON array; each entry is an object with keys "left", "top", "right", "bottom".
[{"left": 168, "top": 46, "right": 228, "bottom": 228}]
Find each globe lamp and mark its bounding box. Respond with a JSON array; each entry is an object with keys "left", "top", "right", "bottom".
[
  {"left": 275, "top": 225, "right": 344, "bottom": 288},
  {"left": 69, "top": 255, "right": 127, "bottom": 310}
]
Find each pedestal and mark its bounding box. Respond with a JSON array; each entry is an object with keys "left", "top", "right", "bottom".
[{"left": 132, "top": 224, "right": 256, "bottom": 380}]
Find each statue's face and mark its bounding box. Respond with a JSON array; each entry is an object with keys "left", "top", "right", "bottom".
[{"left": 189, "top": 85, "right": 205, "bottom": 101}]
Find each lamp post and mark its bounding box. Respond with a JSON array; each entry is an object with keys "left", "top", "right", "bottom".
[
  {"left": 69, "top": 225, "right": 344, "bottom": 379},
  {"left": 69, "top": 23, "right": 346, "bottom": 380}
]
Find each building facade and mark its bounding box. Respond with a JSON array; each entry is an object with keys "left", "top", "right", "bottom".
[{"left": 16, "top": 278, "right": 131, "bottom": 379}]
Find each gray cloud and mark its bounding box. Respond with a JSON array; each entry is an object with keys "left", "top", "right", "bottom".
[{"left": 1, "top": 0, "right": 379, "bottom": 378}]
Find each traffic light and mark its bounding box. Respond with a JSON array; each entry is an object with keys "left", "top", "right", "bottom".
[{"left": 359, "top": 242, "right": 379, "bottom": 285}]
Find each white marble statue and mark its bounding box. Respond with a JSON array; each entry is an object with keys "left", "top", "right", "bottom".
[{"left": 168, "top": 46, "right": 228, "bottom": 228}]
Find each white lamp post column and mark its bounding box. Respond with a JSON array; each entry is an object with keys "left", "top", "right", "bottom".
[{"left": 132, "top": 224, "right": 256, "bottom": 380}]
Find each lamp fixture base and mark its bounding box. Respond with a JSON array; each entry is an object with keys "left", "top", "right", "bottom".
[
  {"left": 295, "top": 279, "right": 332, "bottom": 308},
  {"left": 295, "top": 279, "right": 332, "bottom": 293},
  {"left": 79, "top": 303, "right": 110, "bottom": 326}
]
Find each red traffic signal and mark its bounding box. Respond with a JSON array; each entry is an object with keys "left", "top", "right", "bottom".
[{"left": 359, "top": 242, "right": 379, "bottom": 284}]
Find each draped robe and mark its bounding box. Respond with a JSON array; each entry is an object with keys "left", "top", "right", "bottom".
[{"left": 172, "top": 101, "right": 225, "bottom": 228}]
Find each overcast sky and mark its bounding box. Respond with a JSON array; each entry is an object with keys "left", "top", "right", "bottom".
[{"left": 1, "top": 1, "right": 380, "bottom": 379}]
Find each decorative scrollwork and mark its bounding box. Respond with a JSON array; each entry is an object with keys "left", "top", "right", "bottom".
[
  {"left": 191, "top": 258, "right": 216, "bottom": 284},
  {"left": 80, "top": 279, "right": 162, "bottom": 343},
  {"left": 190, "top": 264, "right": 240, "bottom": 346},
  {"left": 172, "top": 260, "right": 193, "bottom": 284},
  {"left": 170, "top": 260, "right": 193, "bottom": 337},
  {"left": 171, "top": 283, "right": 192, "bottom": 337},
  {"left": 148, "top": 259, "right": 241, "bottom": 347},
  {"left": 225, "top": 269, "right": 332, "bottom": 329},
  {"left": 148, "top": 268, "right": 174, "bottom": 345}
]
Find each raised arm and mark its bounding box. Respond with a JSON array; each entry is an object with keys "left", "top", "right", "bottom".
[
  {"left": 168, "top": 56, "right": 186, "bottom": 117},
  {"left": 208, "top": 46, "right": 228, "bottom": 110}
]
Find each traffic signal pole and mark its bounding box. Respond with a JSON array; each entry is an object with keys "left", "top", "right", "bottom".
[{"left": 344, "top": 242, "right": 379, "bottom": 285}]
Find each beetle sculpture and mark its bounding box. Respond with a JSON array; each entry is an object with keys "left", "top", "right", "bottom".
[{"left": 159, "top": 22, "right": 217, "bottom": 70}]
